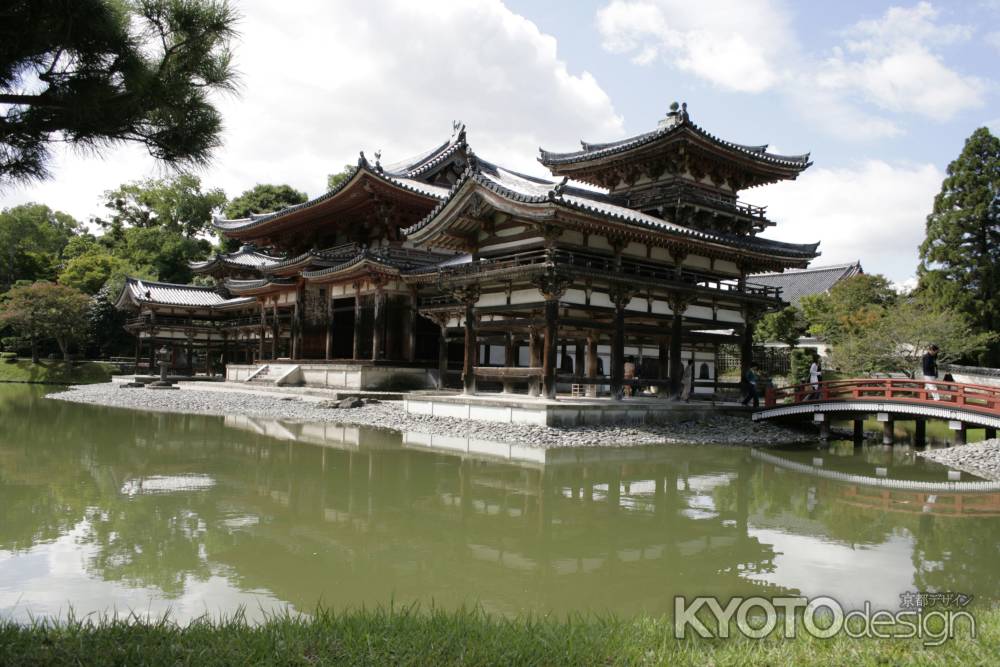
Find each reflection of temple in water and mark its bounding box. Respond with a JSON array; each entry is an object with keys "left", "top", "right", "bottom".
[{"left": 209, "top": 416, "right": 783, "bottom": 614}]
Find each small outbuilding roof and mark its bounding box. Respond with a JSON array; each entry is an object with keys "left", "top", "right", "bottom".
[{"left": 751, "top": 261, "right": 863, "bottom": 307}]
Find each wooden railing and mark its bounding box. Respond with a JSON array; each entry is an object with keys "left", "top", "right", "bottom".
[{"left": 764, "top": 378, "right": 1000, "bottom": 417}]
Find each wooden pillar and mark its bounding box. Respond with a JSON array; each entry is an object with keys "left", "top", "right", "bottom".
[
  {"left": 915, "top": 419, "right": 927, "bottom": 447},
  {"left": 740, "top": 309, "right": 755, "bottom": 382},
  {"left": 259, "top": 302, "right": 267, "bottom": 361},
  {"left": 405, "top": 292, "right": 417, "bottom": 363},
  {"left": 670, "top": 299, "right": 685, "bottom": 396},
  {"left": 204, "top": 337, "right": 213, "bottom": 375},
  {"left": 586, "top": 335, "right": 598, "bottom": 398},
  {"left": 133, "top": 337, "right": 141, "bottom": 368},
  {"left": 325, "top": 293, "right": 334, "bottom": 360},
  {"left": 610, "top": 302, "right": 625, "bottom": 400},
  {"left": 503, "top": 333, "right": 515, "bottom": 394},
  {"left": 542, "top": 299, "right": 559, "bottom": 399},
  {"left": 372, "top": 289, "right": 385, "bottom": 361},
  {"left": 853, "top": 419, "right": 864, "bottom": 444},
  {"left": 986, "top": 427, "right": 997, "bottom": 440},
  {"left": 882, "top": 420, "right": 894, "bottom": 445},
  {"left": 657, "top": 338, "right": 668, "bottom": 383},
  {"left": 950, "top": 422, "right": 967, "bottom": 446},
  {"left": 529, "top": 330, "right": 541, "bottom": 397},
  {"left": 574, "top": 340, "right": 585, "bottom": 378},
  {"left": 462, "top": 302, "right": 477, "bottom": 395},
  {"left": 437, "top": 323, "right": 448, "bottom": 390},
  {"left": 271, "top": 301, "right": 279, "bottom": 359},
  {"left": 352, "top": 290, "right": 362, "bottom": 361},
  {"left": 185, "top": 336, "right": 193, "bottom": 375}
]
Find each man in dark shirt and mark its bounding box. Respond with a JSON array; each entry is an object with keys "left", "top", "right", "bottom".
[{"left": 922, "top": 344, "right": 940, "bottom": 401}]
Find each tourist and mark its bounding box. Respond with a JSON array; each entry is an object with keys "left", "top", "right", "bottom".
[
  {"left": 680, "top": 359, "right": 695, "bottom": 402},
  {"left": 623, "top": 356, "right": 636, "bottom": 397},
  {"left": 809, "top": 354, "right": 822, "bottom": 400},
  {"left": 741, "top": 364, "right": 760, "bottom": 408},
  {"left": 922, "top": 344, "right": 940, "bottom": 401}
]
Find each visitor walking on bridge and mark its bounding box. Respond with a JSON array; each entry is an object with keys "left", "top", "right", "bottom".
[
  {"left": 809, "top": 354, "right": 822, "bottom": 400},
  {"left": 922, "top": 344, "right": 941, "bottom": 401}
]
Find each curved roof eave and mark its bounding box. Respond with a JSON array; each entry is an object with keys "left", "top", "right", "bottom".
[
  {"left": 539, "top": 119, "right": 811, "bottom": 171},
  {"left": 212, "top": 162, "right": 448, "bottom": 235}
]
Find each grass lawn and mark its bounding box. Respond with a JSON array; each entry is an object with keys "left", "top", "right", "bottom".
[
  {"left": 0, "top": 605, "right": 994, "bottom": 666},
  {"left": 0, "top": 359, "right": 116, "bottom": 385}
]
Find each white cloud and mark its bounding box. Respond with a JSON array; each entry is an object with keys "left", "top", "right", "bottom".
[
  {"left": 758, "top": 160, "right": 943, "bottom": 283},
  {"left": 815, "top": 2, "right": 984, "bottom": 120},
  {"left": 986, "top": 30, "right": 1000, "bottom": 52},
  {"left": 595, "top": 0, "right": 795, "bottom": 93},
  {"left": 1, "top": 0, "right": 624, "bottom": 222},
  {"left": 596, "top": 1, "right": 986, "bottom": 136}
]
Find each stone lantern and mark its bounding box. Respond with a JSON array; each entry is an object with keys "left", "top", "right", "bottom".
[{"left": 148, "top": 345, "right": 179, "bottom": 390}]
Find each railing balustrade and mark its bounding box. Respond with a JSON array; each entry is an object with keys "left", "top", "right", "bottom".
[{"left": 764, "top": 378, "right": 1000, "bottom": 417}]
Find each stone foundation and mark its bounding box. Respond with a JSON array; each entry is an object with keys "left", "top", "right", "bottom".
[{"left": 226, "top": 363, "right": 437, "bottom": 390}]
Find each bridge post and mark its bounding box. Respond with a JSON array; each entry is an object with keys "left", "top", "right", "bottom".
[
  {"left": 949, "top": 421, "right": 966, "bottom": 446},
  {"left": 877, "top": 413, "right": 894, "bottom": 445},
  {"left": 987, "top": 427, "right": 997, "bottom": 440},
  {"left": 914, "top": 419, "right": 926, "bottom": 447},
  {"left": 853, "top": 419, "right": 864, "bottom": 444},
  {"left": 814, "top": 413, "right": 829, "bottom": 441}
]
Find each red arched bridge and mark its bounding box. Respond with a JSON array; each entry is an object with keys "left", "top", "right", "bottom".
[{"left": 754, "top": 378, "right": 1000, "bottom": 445}]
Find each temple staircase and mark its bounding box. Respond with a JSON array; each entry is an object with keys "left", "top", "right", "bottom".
[{"left": 244, "top": 364, "right": 303, "bottom": 387}]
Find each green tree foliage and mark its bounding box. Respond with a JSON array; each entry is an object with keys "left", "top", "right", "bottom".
[
  {"left": 327, "top": 165, "right": 356, "bottom": 191},
  {"left": 224, "top": 184, "right": 307, "bottom": 219},
  {"left": 799, "top": 274, "right": 896, "bottom": 344},
  {"left": 0, "top": 0, "right": 240, "bottom": 185},
  {"left": 59, "top": 251, "right": 132, "bottom": 295},
  {"left": 87, "top": 284, "right": 131, "bottom": 358},
  {"left": 753, "top": 306, "right": 807, "bottom": 347},
  {"left": 99, "top": 174, "right": 226, "bottom": 238},
  {"left": 0, "top": 203, "right": 80, "bottom": 288},
  {"left": 829, "top": 296, "right": 995, "bottom": 376},
  {"left": 917, "top": 127, "right": 1000, "bottom": 365},
  {"left": 115, "top": 227, "right": 211, "bottom": 285},
  {"left": 0, "top": 282, "right": 91, "bottom": 361}
]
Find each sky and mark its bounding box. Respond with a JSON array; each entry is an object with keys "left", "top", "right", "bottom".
[{"left": 2, "top": 0, "right": 998, "bottom": 286}]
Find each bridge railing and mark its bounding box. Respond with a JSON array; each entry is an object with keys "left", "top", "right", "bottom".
[{"left": 763, "top": 378, "right": 1000, "bottom": 416}]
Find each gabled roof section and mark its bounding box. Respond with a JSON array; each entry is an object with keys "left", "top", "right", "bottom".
[
  {"left": 539, "top": 102, "right": 811, "bottom": 185},
  {"left": 751, "top": 261, "right": 863, "bottom": 307},
  {"left": 114, "top": 277, "right": 256, "bottom": 310},
  {"left": 212, "top": 128, "right": 468, "bottom": 237},
  {"left": 189, "top": 244, "right": 283, "bottom": 273},
  {"left": 404, "top": 159, "right": 820, "bottom": 265},
  {"left": 303, "top": 246, "right": 453, "bottom": 282}
]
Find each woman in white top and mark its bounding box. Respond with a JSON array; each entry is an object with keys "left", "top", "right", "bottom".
[{"left": 809, "top": 356, "right": 821, "bottom": 399}]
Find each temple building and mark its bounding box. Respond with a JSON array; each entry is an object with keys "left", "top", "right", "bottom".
[{"left": 116, "top": 103, "right": 819, "bottom": 400}]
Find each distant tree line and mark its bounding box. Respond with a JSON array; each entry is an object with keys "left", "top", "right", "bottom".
[{"left": 756, "top": 126, "right": 1000, "bottom": 376}]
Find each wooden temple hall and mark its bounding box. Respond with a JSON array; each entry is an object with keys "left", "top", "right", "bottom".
[{"left": 116, "top": 104, "right": 820, "bottom": 399}]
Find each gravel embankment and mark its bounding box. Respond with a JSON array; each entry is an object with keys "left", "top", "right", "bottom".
[
  {"left": 47, "top": 382, "right": 812, "bottom": 448},
  {"left": 918, "top": 438, "right": 1000, "bottom": 481}
]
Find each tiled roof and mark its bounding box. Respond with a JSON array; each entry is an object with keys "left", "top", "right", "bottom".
[
  {"left": 212, "top": 132, "right": 463, "bottom": 234},
  {"left": 751, "top": 262, "right": 863, "bottom": 306},
  {"left": 189, "top": 244, "right": 283, "bottom": 271},
  {"left": 539, "top": 106, "right": 810, "bottom": 169},
  {"left": 405, "top": 161, "right": 820, "bottom": 260},
  {"left": 116, "top": 278, "right": 256, "bottom": 309},
  {"left": 303, "top": 246, "right": 453, "bottom": 280}
]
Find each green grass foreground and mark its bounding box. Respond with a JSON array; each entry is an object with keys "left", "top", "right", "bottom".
[
  {"left": 1, "top": 605, "right": 996, "bottom": 666},
  {"left": 0, "top": 359, "right": 115, "bottom": 384}
]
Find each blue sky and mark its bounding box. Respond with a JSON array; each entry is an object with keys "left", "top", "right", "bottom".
[{"left": 2, "top": 0, "right": 997, "bottom": 285}]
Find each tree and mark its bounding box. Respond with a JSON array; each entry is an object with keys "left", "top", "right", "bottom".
[
  {"left": 917, "top": 127, "right": 1000, "bottom": 365},
  {"left": 59, "top": 250, "right": 132, "bottom": 295},
  {"left": 224, "top": 184, "right": 307, "bottom": 219},
  {"left": 829, "top": 297, "right": 995, "bottom": 376},
  {"left": 114, "top": 226, "right": 211, "bottom": 284},
  {"left": 0, "top": 0, "right": 239, "bottom": 185},
  {"left": 0, "top": 203, "right": 80, "bottom": 289},
  {"left": 753, "top": 306, "right": 807, "bottom": 347},
  {"left": 327, "top": 165, "right": 356, "bottom": 191},
  {"left": 800, "top": 274, "right": 896, "bottom": 344},
  {"left": 99, "top": 174, "right": 226, "bottom": 238},
  {"left": 0, "top": 282, "right": 91, "bottom": 361}
]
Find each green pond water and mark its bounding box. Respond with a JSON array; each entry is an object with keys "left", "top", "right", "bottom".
[{"left": 2, "top": 384, "right": 999, "bottom": 623}]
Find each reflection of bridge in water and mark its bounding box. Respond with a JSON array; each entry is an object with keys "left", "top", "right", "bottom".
[
  {"left": 755, "top": 378, "right": 1000, "bottom": 445},
  {"left": 753, "top": 449, "right": 1000, "bottom": 518}
]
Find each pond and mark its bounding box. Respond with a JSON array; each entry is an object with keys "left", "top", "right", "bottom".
[{"left": 1, "top": 384, "right": 997, "bottom": 623}]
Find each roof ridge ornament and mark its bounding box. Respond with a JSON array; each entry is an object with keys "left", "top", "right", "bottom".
[
  {"left": 452, "top": 120, "right": 466, "bottom": 144},
  {"left": 548, "top": 176, "right": 568, "bottom": 201},
  {"left": 374, "top": 150, "right": 383, "bottom": 173},
  {"left": 358, "top": 150, "right": 369, "bottom": 168}
]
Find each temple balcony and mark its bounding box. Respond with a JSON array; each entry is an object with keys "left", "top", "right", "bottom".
[
  {"left": 626, "top": 183, "right": 775, "bottom": 233},
  {"left": 415, "top": 249, "right": 782, "bottom": 308}
]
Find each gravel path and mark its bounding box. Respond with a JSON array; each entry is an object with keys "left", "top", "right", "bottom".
[
  {"left": 918, "top": 438, "right": 1000, "bottom": 481},
  {"left": 47, "top": 382, "right": 813, "bottom": 449}
]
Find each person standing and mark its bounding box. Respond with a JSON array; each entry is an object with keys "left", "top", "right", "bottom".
[
  {"left": 922, "top": 344, "right": 940, "bottom": 401},
  {"left": 809, "top": 355, "right": 822, "bottom": 400},
  {"left": 741, "top": 364, "right": 760, "bottom": 408}
]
